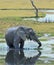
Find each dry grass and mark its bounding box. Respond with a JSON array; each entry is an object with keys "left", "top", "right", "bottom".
[
  {"left": 0, "top": 10, "right": 45, "bottom": 18},
  {"left": 0, "top": 0, "right": 54, "bottom": 18},
  {"left": 0, "top": 0, "right": 54, "bottom": 9},
  {"left": 0, "top": 10, "right": 35, "bottom": 18}
]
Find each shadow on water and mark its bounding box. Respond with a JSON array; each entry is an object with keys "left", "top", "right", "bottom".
[{"left": 5, "top": 49, "right": 41, "bottom": 65}]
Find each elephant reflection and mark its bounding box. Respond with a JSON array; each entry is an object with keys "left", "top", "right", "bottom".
[{"left": 5, "top": 49, "right": 41, "bottom": 65}]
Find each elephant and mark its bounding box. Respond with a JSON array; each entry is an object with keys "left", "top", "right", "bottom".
[
  {"left": 5, "top": 26, "right": 41, "bottom": 49},
  {"left": 5, "top": 49, "right": 41, "bottom": 65}
]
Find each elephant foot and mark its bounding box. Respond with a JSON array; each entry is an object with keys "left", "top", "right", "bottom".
[{"left": 7, "top": 44, "right": 14, "bottom": 49}]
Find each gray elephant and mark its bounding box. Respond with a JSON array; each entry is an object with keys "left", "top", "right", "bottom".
[{"left": 5, "top": 26, "right": 41, "bottom": 49}]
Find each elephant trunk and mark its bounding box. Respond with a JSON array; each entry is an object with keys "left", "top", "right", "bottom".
[{"left": 34, "top": 37, "right": 42, "bottom": 48}]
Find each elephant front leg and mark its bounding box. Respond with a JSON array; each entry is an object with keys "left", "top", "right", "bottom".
[
  {"left": 20, "top": 39, "right": 24, "bottom": 49},
  {"left": 13, "top": 37, "right": 20, "bottom": 49}
]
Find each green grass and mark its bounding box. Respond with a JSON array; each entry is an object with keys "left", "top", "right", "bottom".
[
  {"left": 36, "top": 63, "right": 54, "bottom": 65},
  {"left": 36, "top": 60, "right": 54, "bottom": 65},
  {"left": 0, "top": 59, "right": 5, "bottom": 65},
  {"left": 0, "top": 33, "right": 4, "bottom": 38},
  {"left": 0, "top": 17, "right": 54, "bottom": 39},
  {"left": 51, "top": 33, "right": 54, "bottom": 36},
  {"left": 0, "top": 16, "right": 22, "bottom": 21},
  {"left": 39, "top": 38, "right": 47, "bottom": 41}
]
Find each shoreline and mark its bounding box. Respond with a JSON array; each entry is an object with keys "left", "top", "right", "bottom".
[{"left": 0, "top": 8, "right": 54, "bottom": 10}]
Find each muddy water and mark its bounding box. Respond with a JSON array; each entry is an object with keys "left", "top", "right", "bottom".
[{"left": 0, "top": 37, "right": 54, "bottom": 65}]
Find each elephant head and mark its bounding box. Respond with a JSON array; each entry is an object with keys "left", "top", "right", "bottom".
[
  {"left": 16, "top": 27, "right": 41, "bottom": 48},
  {"left": 25, "top": 28, "right": 42, "bottom": 48}
]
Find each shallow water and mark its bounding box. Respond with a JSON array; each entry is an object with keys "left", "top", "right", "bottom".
[{"left": 0, "top": 36, "right": 54, "bottom": 65}]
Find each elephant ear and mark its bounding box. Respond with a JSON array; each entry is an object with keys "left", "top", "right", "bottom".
[
  {"left": 16, "top": 30, "right": 26, "bottom": 41},
  {"left": 28, "top": 28, "right": 36, "bottom": 34},
  {"left": 27, "top": 28, "right": 34, "bottom": 34}
]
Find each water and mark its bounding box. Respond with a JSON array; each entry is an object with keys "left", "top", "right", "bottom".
[
  {"left": 23, "top": 10, "right": 54, "bottom": 22},
  {"left": 39, "top": 10, "right": 54, "bottom": 13},
  {"left": 38, "top": 14, "right": 54, "bottom": 22},
  {"left": 0, "top": 36, "right": 54, "bottom": 65}
]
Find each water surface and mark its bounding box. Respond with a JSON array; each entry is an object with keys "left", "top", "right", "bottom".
[{"left": 0, "top": 36, "right": 54, "bottom": 65}]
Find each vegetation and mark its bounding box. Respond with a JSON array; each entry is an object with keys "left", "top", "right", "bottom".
[
  {"left": 36, "top": 58, "right": 54, "bottom": 65},
  {"left": 0, "top": 10, "right": 46, "bottom": 18},
  {"left": 39, "top": 38, "right": 48, "bottom": 41},
  {"left": 0, "top": 0, "right": 53, "bottom": 39},
  {"left": 0, "top": 17, "right": 54, "bottom": 38},
  {"left": 0, "top": 0, "right": 54, "bottom": 65},
  {"left": 0, "top": 59, "right": 5, "bottom": 65},
  {"left": 0, "top": 0, "right": 54, "bottom": 9},
  {"left": 36, "top": 63, "right": 54, "bottom": 65},
  {"left": 0, "top": 0, "right": 53, "bottom": 18}
]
